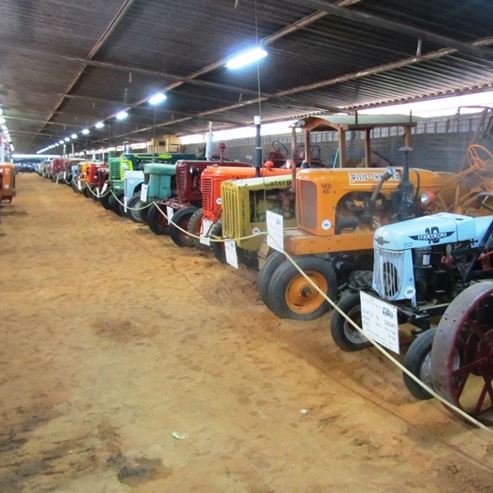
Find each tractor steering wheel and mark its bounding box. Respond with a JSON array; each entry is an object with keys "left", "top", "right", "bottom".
[
  {"left": 272, "top": 140, "right": 289, "bottom": 156},
  {"left": 467, "top": 144, "right": 493, "bottom": 172}
]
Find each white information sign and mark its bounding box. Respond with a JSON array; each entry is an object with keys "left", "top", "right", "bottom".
[
  {"left": 200, "top": 218, "right": 213, "bottom": 246},
  {"left": 101, "top": 183, "right": 108, "bottom": 195},
  {"left": 140, "top": 184, "right": 148, "bottom": 202},
  {"left": 266, "top": 211, "right": 284, "bottom": 252},
  {"left": 123, "top": 196, "right": 128, "bottom": 213},
  {"left": 360, "top": 292, "right": 400, "bottom": 354},
  {"left": 166, "top": 206, "right": 174, "bottom": 221},
  {"left": 63, "top": 171, "right": 67, "bottom": 180},
  {"left": 224, "top": 240, "right": 239, "bottom": 269},
  {"left": 77, "top": 179, "right": 81, "bottom": 191},
  {"left": 96, "top": 187, "right": 100, "bottom": 198}
]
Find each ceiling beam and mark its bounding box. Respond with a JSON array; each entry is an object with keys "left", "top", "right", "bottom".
[{"left": 290, "top": 0, "right": 493, "bottom": 58}]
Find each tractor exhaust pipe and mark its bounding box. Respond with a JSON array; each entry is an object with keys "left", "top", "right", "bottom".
[
  {"left": 254, "top": 115, "right": 262, "bottom": 177},
  {"left": 397, "top": 146, "right": 414, "bottom": 220},
  {"left": 219, "top": 143, "right": 225, "bottom": 164}
]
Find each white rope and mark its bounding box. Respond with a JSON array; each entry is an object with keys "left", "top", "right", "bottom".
[{"left": 109, "top": 189, "right": 156, "bottom": 211}]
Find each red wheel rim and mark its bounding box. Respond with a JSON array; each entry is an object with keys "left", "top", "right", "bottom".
[{"left": 431, "top": 282, "right": 493, "bottom": 422}]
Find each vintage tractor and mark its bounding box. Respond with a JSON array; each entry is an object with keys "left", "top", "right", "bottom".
[
  {"left": 220, "top": 174, "right": 296, "bottom": 268},
  {"left": 330, "top": 212, "right": 493, "bottom": 421},
  {"left": 0, "top": 163, "right": 16, "bottom": 203},
  {"left": 165, "top": 160, "right": 251, "bottom": 246},
  {"left": 72, "top": 161, "right": 92, "bottom": 194},
  {"left": 84, "top": 162, "right": 108, "bottom": 199},
  {"left": 188, "top": 164, "right": 293, "bottom": 258},
  {"left": 50, "top": 158, "right": 68, "bottom": 183},
  {"left": 257, "top": 114, "right": 455, "bottom": 321}
]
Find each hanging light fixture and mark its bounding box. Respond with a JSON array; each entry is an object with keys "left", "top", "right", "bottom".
[{"left": 225, "top": 46, "right": 267, "bottom": 70}]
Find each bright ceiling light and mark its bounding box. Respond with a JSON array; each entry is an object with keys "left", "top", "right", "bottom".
[
  {"left": 148, "top": 92, "right": 167, "bottom": 106},
  {"left": 95, "top": 121, "right": 105, "bottom": 129},
  {"left": 82, "top": 128, "right": 90, "bottom": 135},
  {"left": 59, "top": 140, "right": 64, "bottom": 145},
  {"left": 116, "top": 110, "right": 128, "bottom": 121},
  {"left": 225, "top": 46, "right": 268, "bottom": 70},
  {"left": 71, "top": 133, "right": 77, "bottom": 139},
  {"left": 64, "top": 137, "right": 70, "bottom": 142}
]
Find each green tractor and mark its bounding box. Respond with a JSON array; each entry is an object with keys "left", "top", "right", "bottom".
[{"left": 219, "top": 174, "right": 296, "bottom": 268}]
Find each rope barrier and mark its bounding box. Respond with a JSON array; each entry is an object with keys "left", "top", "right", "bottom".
[{"left": 68, "top": 178, "right": 493, "bottom": 432}]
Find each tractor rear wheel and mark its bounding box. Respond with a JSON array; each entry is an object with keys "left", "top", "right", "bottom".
[
  {"left": 170, "top": 206, "right": 198, "bottom": 247},
  {"left": 402, "top": 328, "right": 436, "bottom": 400},
  {"left": 330, "top": 292, "right": 371, "bottom": 351},
  {"left": 147, "top": 204, "right": 170, "bottom": 235},
  {"left": 267, "top": 256, "right": 337, "bottom": 320},
  {"left": 257, "top": 251, "right": 286, "bottom": 305},
  {"left": 210, "top": 221, "right": 225, "bottom": 263},
  {"left": 83, "top": 186, "right": 92, "bottom": 198},
  {"left": 187, "top": 208, "right": 205, "bottom": 249},
  {"left": 431, "top": 282, "right": 493, "bottom": 422},
  {"left": 126, "top": 194, "right": 142, "bottom": 223}
]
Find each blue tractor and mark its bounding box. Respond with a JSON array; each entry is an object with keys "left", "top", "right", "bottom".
[{"left": 330, "top": 211, "right": 493, "bottom": 422}]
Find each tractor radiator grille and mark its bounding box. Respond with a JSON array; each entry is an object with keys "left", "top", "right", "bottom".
[
  {"left": 222, "top": 185, "right": 240, "bottom": 238},
  {"left": 297, "top": 180, "right": 317, "bottom": 231},
  {"left": 176, "top": 165, "right": 187, "bottom": 200},
  {"left": 201, "top": 176, "right": 213, "bottom": 215},
  {"left": 109, "top": 160, "right": 121, "bottom": 181},
  {"left": 373, "top": 248, "right": 405, "bottom": 300}
]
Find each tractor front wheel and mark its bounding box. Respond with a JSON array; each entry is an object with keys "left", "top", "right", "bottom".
[
  {"left": 330, "top": 292, "right": 371, "bottom": 351},
  {"left": 147, "top": 204, "right": 170, "bottom": 235},
  {"left": 267, "top": 256, "right": 337, "bottom": 320},
  {"left": 210, "top": 221, "right": 225, "bottom": 263},
  {"left": 257, "top": 251, "right": 286, "bottom": 304},
  {"left": 100, "top": 191, "right": 113, "bottom": 210},
  {"left": 187, "top": 208, "right": 205, "bottom": 248},
  {"left": 112, "top": 190, "right": 125, "bottom": 216},
  {"left": 126, "top": 194, "right": 143, "bottom": 223},
  {"left": 402, "top": 328, "right": 436, "bottom": 400},
  {"left": 170, "top": 206, "right": 198, "bottom": 247}
]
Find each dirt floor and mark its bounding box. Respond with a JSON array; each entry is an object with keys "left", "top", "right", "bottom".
[{"left": 0, "top": 173, "right": 492, "bottom": 493}]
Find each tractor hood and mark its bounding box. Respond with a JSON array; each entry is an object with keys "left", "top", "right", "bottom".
[
  {"left": 374, "top": 213, "right": 493, "bottom": 250},
  {"left": 143, "top": 162, "right": 176, "bottom": 175}
]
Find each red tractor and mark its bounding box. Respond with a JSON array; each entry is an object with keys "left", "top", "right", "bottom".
[
  {"left": 84, "top": 162, "right": 108, "bottom": 199},
  {"left": 50, "top": 158, "right": 68, "bottom": 182}
]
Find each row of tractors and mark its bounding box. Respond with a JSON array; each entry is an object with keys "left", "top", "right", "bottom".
[{"left": 44, "top": 111, "right": 493, "bottom": 424}]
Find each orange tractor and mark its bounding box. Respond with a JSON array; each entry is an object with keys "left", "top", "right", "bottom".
[
  {"left": 0, "top": 163, "right": 16, "bottom": 204},
  {"left": 257, "top": 114, "right": 456, "bottom": 320}
]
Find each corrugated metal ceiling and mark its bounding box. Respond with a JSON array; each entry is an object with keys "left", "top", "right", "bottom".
[{"left": 0, "top": 0, "right": 492, "bottom": 153}]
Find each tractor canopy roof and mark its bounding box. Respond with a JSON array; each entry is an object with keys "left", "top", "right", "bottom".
[{"left": 293, "top": 114, "right": 421, "bottom": 132}]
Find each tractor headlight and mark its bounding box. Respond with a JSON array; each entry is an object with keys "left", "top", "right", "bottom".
[{"left": 420, "top": 191, "right": 435, "bottom": 206}]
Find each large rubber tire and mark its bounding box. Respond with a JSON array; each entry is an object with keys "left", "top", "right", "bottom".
[
  {"left": 267, "top": 256, "right": 338, "bottom": 320},
  {"left": 140, "top": 204, "right": 151, "bottom": 225},
  {"left": 210, "top": 221, "right": 225, "bottom": 263},
  {"left": 187, "top": 208, "right": 205, "bottom": 249},
  {"left": 402, "top": 328, "right": 436, "bottom": 401},
  {"left": 83, "top": 186, "right": 92, "bottom": 198},
  {"left": 257, "top": 251, "right": 286, "bottom": 305},
  {"left": 125, "top": 194, "right": 142, "bottom": 223},
  {"left": 112, "top": 190, "right": 125, "bottom": 216},
  {"left": 330, "top": 292, "right": 371, "bottom": 351},
  {"left": 147, "top": 204, "right": 170, "bottom": 235},
  {"left": 100, "top": 191, "right": 113, "bottom": 210},
  {"left": 169, "top": 206, "right": 198, "bottom": 247}
]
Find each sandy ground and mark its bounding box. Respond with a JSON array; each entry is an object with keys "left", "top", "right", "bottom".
[{"left": 0, "top": 173, "right": 492, "bottom": 493}]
